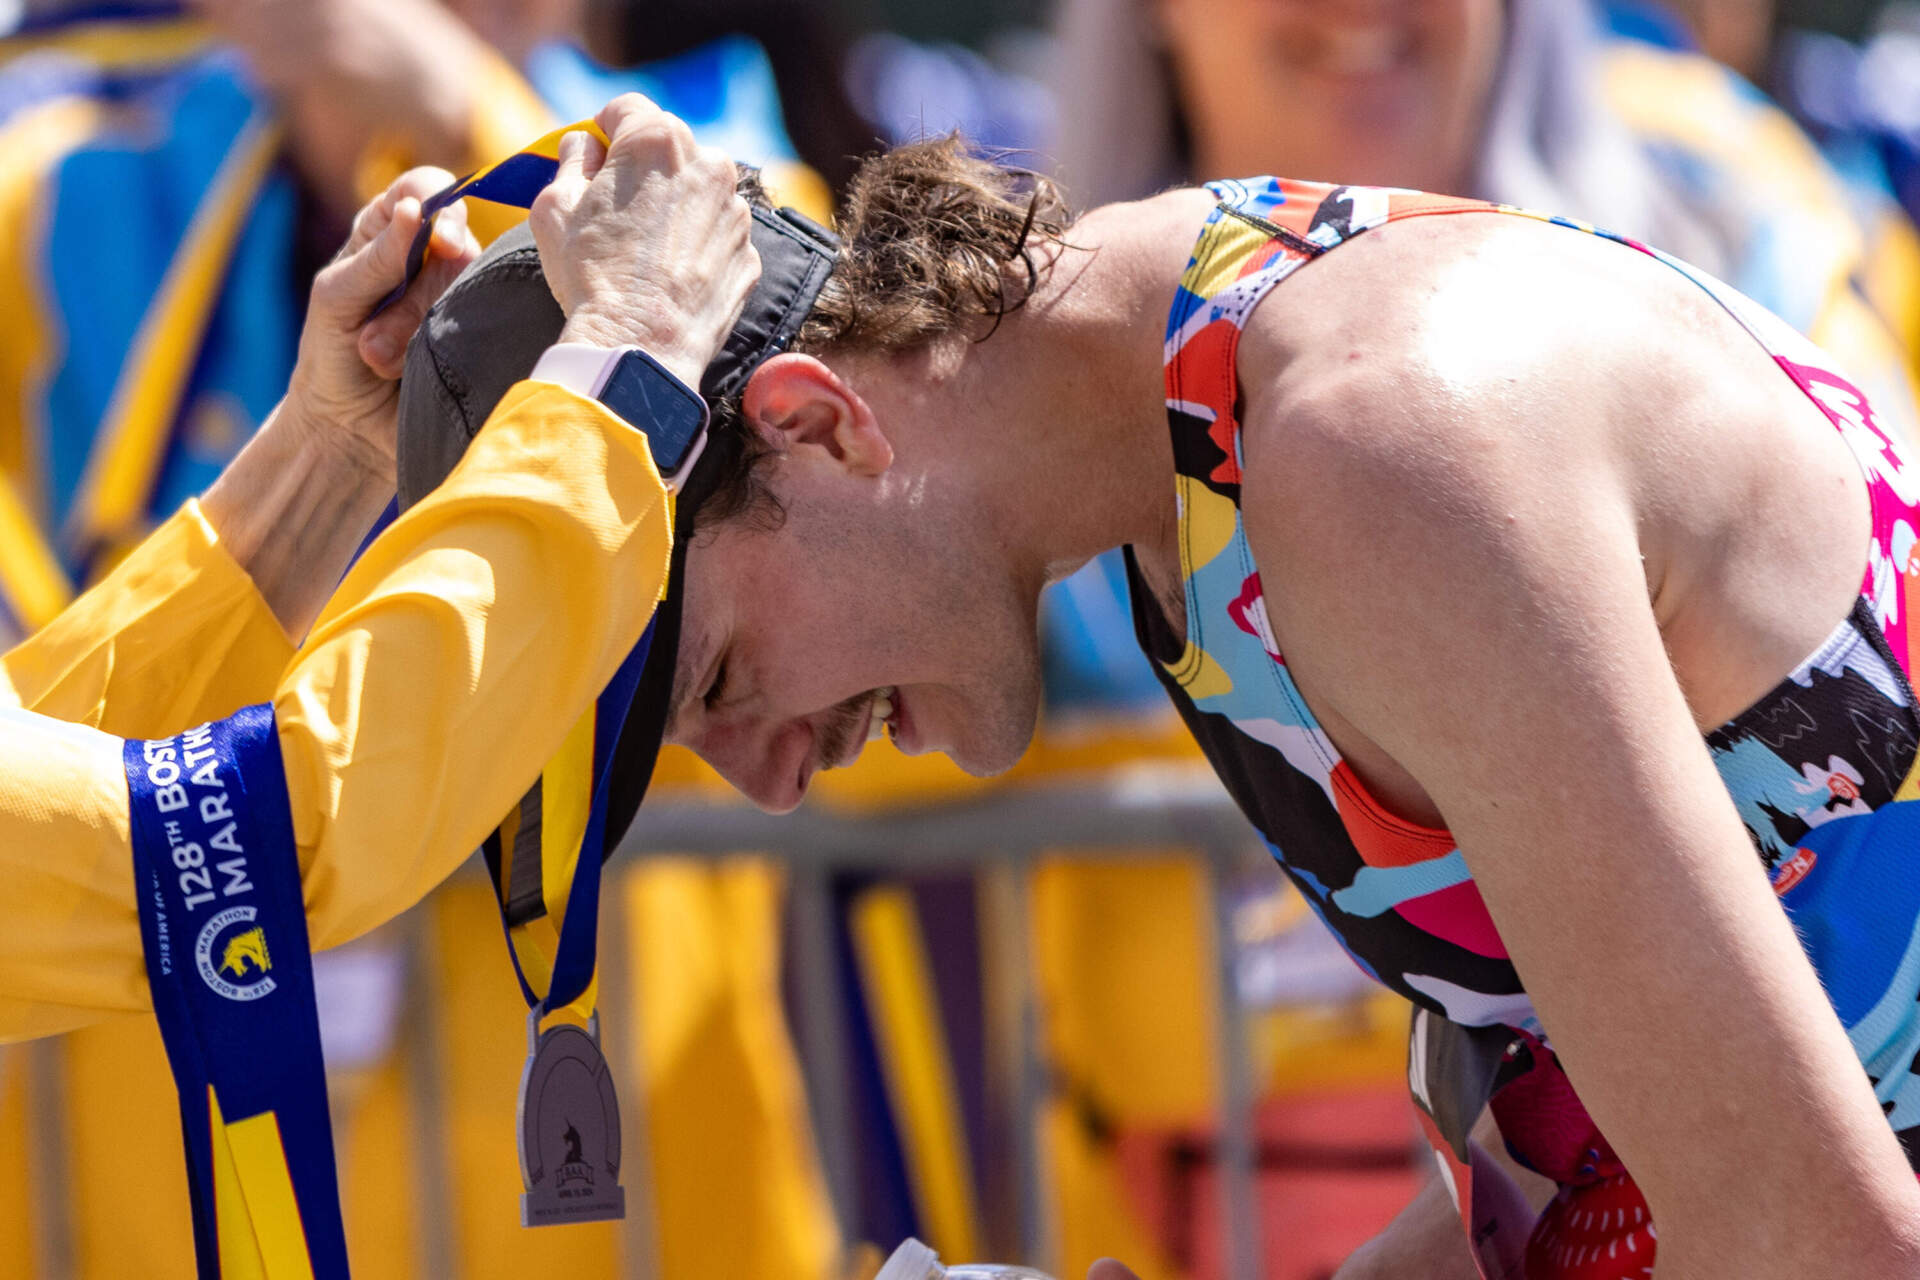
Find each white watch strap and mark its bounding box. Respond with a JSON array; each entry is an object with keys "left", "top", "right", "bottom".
[{"left": 529, "top": 342, "right": 627, "bottom": 398}]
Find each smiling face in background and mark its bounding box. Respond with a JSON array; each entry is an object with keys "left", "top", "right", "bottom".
[
  {"left": 662, "top": 351, "right": 1049, "bottom": 813},
  {"left": 1157, "top": 0, "right": 1505, "bottom": 196}
]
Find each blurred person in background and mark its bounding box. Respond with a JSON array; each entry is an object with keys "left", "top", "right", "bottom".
[
  {"left": 1050, "top": 0, "right": 1920, "bottom": 423},
  {"left": 0, "top": 0, "right": 829, "bottom": 644},
  {"left": 573, "top": 0, "right": 878, "bottom": 193},
  {"left": 1662, "top": 0, "right": 1776, "bottom": 76},
  {"left": 1774, "top": 1, "right": 1920, "bottom": 271},
  {"left": 0, "top": 0, "right": 546, "bottom": 647}
]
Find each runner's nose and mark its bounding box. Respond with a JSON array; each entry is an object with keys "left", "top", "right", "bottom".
[{"left": 690, "top": 716, "right": 812, "bottom": 814}]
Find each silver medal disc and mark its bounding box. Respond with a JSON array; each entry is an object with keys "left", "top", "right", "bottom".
[{"left": 517, "top": 1010, "right": 626, "bottom": 1226}]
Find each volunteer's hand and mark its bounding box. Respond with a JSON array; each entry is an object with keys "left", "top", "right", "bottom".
[
  {"left": 286, "top": 167, "right": 481, "bottom": 483},
  {"left": 530, "top": 93, "right": 760, "bottom": 389},
  {"left": 205, "top": 169, "right": 478, "bottom": 637}
]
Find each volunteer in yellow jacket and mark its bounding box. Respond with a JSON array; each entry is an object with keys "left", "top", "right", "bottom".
[{"left": 0, "top": 93, "right": 759, "bottom": 1042}]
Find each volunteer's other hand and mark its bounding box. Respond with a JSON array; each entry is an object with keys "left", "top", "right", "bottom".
[
  {"left": 289, "top": 167, "right": 481, "bottom": 483},
  {"left": 530, "top": 93, "right": 760, "bottom": 389}
]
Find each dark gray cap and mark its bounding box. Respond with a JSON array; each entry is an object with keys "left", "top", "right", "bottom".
[
  {"left": 397, "top": 204, "right": 838, "bottom": 510},
  {"left": 393, "top": 203, "right": 838, "bottom": 911}
]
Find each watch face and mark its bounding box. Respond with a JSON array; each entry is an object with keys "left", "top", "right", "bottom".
[{"left": 600, "top": 352, "right": 707, "bottom": 475}]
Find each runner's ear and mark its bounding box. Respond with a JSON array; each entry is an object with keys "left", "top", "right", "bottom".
[{"left": 741, "top": 353, "right": 892, "bottom": 474}]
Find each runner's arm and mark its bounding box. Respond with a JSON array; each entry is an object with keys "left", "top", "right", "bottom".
[
  {"left": 1239, "top": 349, "right": 1920, "bottom": 1278},
  {"left": 1333, "top": 1177, "right": 1485, "bottom": 1280},
  {"left": 1333, "top": 1135, "right": 1533, "bottom": 1279}
]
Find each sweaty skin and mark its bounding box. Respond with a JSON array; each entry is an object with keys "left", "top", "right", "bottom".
[
  {"left": 669, "top": 182, "right": 1920, "bottom": 1278},
  {"left": 1162, "top": 203, "right": 1919, "bottom": 1278}
]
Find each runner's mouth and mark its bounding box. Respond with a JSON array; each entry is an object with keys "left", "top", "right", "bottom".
[
  {"left": 820, "top": 686, "right": 902, "bottom": 773},
  {"left": 867, "top": 686, "right": 897, "bottom": 743}
]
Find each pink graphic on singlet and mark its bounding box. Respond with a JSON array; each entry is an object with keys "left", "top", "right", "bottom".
[
  {"left": 1391, "top": 882, "right": 1509, "bottom": 959},
  {"left": 1774, "top": 356, "right": 1918, "bottom": 672}
]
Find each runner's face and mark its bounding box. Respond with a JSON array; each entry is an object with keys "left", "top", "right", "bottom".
[
  {"left": 1159, "top": 0, "right": 1503, "bottom": 195},
  {"left": 662, "top": 375, "right": 1046, "bottom": 813}
]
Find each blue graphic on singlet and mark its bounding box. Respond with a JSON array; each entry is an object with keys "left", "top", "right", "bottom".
[{"left": 1787, "top": 804, "right": 1920, "bottom": 1123}]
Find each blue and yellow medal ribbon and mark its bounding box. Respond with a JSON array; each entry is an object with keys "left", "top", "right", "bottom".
[
  {"left": 368, "top": 119, "right": 609, "bottom": 322},
  {"left": 490, "top": 617, "right": 657, "bottom": 1025},
  {"left": 125, "top": 706, "right": 349, "bottom": 1280}
]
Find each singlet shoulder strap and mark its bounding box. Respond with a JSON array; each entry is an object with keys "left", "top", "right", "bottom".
[
  {"left": 1161, "top": 180, "right": 1335, "bottom": 502},
  {"left": 1163, "top": 178, "right": 1518, "bottom": 501}
]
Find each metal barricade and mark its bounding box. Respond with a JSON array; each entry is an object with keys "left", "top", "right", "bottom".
[{"left": 615, "top": 764, "right": 1268, "bottom": 1280}]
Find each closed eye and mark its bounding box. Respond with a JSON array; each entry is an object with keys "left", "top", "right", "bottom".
[{"left": 703, "top": 657, "right": 730, "bottom": 711}]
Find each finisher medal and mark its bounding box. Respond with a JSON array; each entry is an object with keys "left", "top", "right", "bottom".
[
  {"left": 487, "top": 620, "right": 658, "bottom": 1228},
  {"left": 518, "top": 1010, "right": 626, "bottom": 1226},
  {"left": 382, "top": 121, "right": 842, "bottom": 1239}
]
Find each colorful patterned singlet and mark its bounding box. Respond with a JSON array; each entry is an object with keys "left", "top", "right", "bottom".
[{"left": 1122, "top": 177, "right": 1920, "bottom": 1277}]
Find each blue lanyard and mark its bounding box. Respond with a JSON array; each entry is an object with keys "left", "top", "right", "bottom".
[{"left": 500, "top": 616, "right": 656, "bottom": 1019}]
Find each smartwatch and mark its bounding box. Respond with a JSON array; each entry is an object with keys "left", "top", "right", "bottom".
[{"left": 530, "top": 342, "right": 710, "bottom": 491}]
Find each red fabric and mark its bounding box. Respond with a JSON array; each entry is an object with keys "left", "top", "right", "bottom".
[
  {"left": 1487, "top": 1034, "right": 1624, "bottom": 1186},
  {"left": 1491, "top": 1035, "right": 1656, "bottom": 1277},
  {"left": 1111, "top": 1087, "right": 1425, "bottom": 1280},
  {"left": 1525, "top": 1173, "right": 1656, "bottom": 1279}
]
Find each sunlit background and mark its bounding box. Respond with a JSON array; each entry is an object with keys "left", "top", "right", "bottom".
[{"left": 0, "top": 0, "right": 1916, "bottom": 1276}]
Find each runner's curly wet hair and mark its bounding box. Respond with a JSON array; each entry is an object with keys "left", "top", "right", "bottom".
[
  {"left": 795, "top": 133, "right": 1071, "bottom": 353},
  {"left": 700, "top": 135, "right": 1070, "bottom": 530}
]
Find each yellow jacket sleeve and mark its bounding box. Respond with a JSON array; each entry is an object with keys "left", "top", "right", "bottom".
[
  {"left": 0, "top": 499, "right": 295, "bottom": 732},
  {"left": 0, "top": 382, "right": 671, "bottom": 1041}
]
